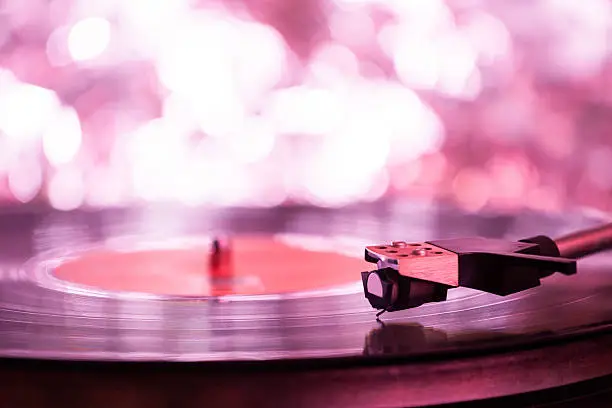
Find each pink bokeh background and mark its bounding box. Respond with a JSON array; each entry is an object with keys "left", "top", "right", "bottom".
[{"left": 0, "top": 0, "right": 611, "bottom": 213}]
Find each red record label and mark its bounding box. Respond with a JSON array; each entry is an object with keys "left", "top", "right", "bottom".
[{"left": 52, "top": 236, "right": 368, "bottom": 296}]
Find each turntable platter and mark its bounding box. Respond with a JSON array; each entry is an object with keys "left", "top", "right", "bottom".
[{"left": 0, "top": 204, "right": 610, "bottom": 364}]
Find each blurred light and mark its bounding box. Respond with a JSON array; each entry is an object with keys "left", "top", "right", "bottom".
[
  {"left": 587, "top": 147, "right": 612, "bottom": 190},
  {"left": 0, "top": 134, "right": 13, "bottom": 173},
  {"left": 268, "top": 79, "right": 443, "bottom": 204},
  {"left": 435, "top": 36, "right": 481, "bottom": 99},
  {"left": 462, "top": 11, "right": 511, "bottom": 65},
  {"left": 309, "top": 42, "right": 360, "bottom": 84},
  {"left": 364, "top": 83, "right": 444, "bottom": 163},
  {"left": 391, "top": 161, "right": 421, "bottom": 191},
  {"left": 117, "top": 0, "right": 191, "bottom": 54},
  {"left": 172, "top": 149, "right": 254, "bottom": 206},
  {"left": 48, "top": 166, "right": 85, "bottom": 210},
  {"left": 161, "top": 93, "right": 201, "bottom": 135},
  {"left": 195, "top": 101, "right": 245, "bottom": 140},
  {"left": 172, "top": 151, "right": 224, "bottom": 206},
  {"left": 155, "top": 18, "right": 242, "bottom": 137},
  {"left": 528, "top": 185, "right": 562, "bottom": 212},
  {"left": 487, "top": 157, "right": 529, "bottom": 210},
  {"left": 0, "top": 81, "right": 61, "bottom": 140},
  {"left": 480, "top": 93, "right": 535, "bottom": 142},
  {"left": 129, "top": 119, "right": 188, "bottom": 201},
  {"left": 535, "top": 112, "right": 574, "bottom": 159},
  {"left": 232, "top": 21, "right": 288, "bottom": 104},
  {"left": 303, "top": 129, "right": 390, "bottom": 207},
  {"left": 2, "top": 0, "right": 49, "bottom": 30},
  {"left": 378, "top": 1, "right": 481, "bottom": 99},
  {"left": 418, "top": 152, "right": 448, "bottom": 185},
  {"left": 545, "top": 0, "right": 612, "bottom": 30},
  {"left": 248, "top": 183, "right": 288, "bottom": 208},
  {"left": 393, "top": 32, "right": 480, "bottom": 98},
  {"left": 333, "top": 0, "right": 375, "bottom": 5},
  {"left": 119, "top": 0, "right": 190, "bottom": 28},
  {"left": 363, "top": 169, "right": 390, "bottom": 202},
  {"left": 173, "top": 169, "right": 209, "bottom": 206},
  {"left": 86, "top": 167, "right": 125, "bottom": 207},
  {"left": 0, "top": 69, "right": 17, "bottom": 88},
  {"left": 155, "top": 15, "right": 286, "bottom": 138},
  {"left": 42, "top": 106, "right": 82, "bottom": 166},
  {"left": 265, "top": 86, "right": 343, "bottom": 136},
  {"left": 382, "top": 0, "right": 452, "bottom": 23},
  {"left": 452, "top": 168, "right": 492, "bottom": 212},
  {"left": 68, "top": 0, "right": 119, "bottom": 19},
  {"left": 46, "top": 26, "right": 72, "bottom": 67},
  {"left": 8, "top": 157, "right": 42, "bottom": 203},
  {"left": 360, "top": 61, "right": 385, "bottom": 78},
  {"left": 377, "top": 23, "right": 398, "bottom": 59},
  {"left": 0, "top": 0, "right": 610, "bottom": 212},
  {"left": 544, "top": 0, "right": 612, "bottom": 78},
  {"left": 227, "top": 117, "right": 277, "bottom": 164},
  {"left": 329, "top": 9, "right": 376, "bottom": 49},
  {"left": 392, "top": 37, "right": 439, "bottom": 89},
  {"left": 68, "top": 17, "right": 112, "bottom": 62},
  {"left": 0, "top": 19, "right": 11, "bottom": 50},
  {"left": 378, "top": 0, "right": 455, "bottom": 62}
]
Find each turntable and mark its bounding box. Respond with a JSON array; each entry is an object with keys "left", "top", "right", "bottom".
[{"left": 1, "top": 203, "right": 612, "bottom": 407}]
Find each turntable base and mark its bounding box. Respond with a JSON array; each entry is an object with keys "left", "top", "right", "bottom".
[{"left": 1, "top": 204, "right": 611, "bottom": 406}]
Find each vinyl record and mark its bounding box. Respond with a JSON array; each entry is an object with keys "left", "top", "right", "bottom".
[{"left": 1, "top": 203, "right": 612, "bottom": 406}]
